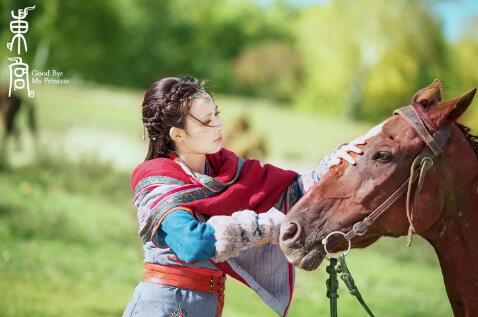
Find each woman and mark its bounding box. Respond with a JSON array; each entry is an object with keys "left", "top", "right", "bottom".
[{"left": 122, "top": 76, "right": 363, "bottom": 317}]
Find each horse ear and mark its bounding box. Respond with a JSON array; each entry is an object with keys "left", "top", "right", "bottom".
[
  {"left": 412, "top": 79, "right": 443, "bottom": 109},
  {"left": 429, "top": 88, "right": 477, "bottom": 127}
]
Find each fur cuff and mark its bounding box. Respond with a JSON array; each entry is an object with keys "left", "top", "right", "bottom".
[
  {"left": 207, "top": 215, "right": 244, "bottom": 262},
  {"left": 206, "top": 208, "right": 285, "bottom": 262}
]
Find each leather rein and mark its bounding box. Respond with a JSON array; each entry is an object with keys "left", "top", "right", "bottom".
[{"left": 323, "top": 104, "right": 454, "bottom": 252}]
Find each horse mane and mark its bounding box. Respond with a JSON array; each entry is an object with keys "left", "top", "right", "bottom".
[{"left": 456, "top": 123, "right": 478, "bottom": 158}]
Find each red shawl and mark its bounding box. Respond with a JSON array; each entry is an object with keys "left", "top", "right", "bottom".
[{"left": 131, "top": 148, "right": 298, "bottom": 216}]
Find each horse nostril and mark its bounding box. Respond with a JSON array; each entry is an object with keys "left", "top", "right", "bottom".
[{"left": 281, "top": 221, "right": 302, "bottom": 245}]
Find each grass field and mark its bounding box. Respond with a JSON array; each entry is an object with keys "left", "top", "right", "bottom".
[{"left": 0, "top": 83, "right": 453, "bottom": 316}]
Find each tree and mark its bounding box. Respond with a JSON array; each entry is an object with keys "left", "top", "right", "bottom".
[
  {"left": 452, "top": 16, "right": 478, "bottom": 130},
  {"left": 294, "top": 0, "right": 449, "bottom": 120}
]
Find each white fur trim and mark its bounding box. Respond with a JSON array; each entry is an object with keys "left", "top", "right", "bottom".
[
  {"left": 207, "top": 208, "right": 285, "bottom": 262},
  {"left": 207, "top": 215, "right": 243, "bottom": 262}
]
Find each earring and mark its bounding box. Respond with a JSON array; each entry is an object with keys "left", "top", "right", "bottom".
[{"left": 142, "top": 125, "right": 146, "bottom": 141}]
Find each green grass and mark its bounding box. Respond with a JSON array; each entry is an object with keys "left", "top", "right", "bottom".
[
  {"left": 0, "top": 154, "right": 141, "bottom": 317},
  {"left": 0, "top": 84, "right": 453, "bottom": 316}
]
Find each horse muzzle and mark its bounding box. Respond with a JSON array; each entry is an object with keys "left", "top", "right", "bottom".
[{"left": 279, "top": 221, "right": 326, "bottom": 270}]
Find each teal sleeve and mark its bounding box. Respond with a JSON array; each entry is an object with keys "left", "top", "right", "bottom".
[{"left": 154, "top": 210, "right": 217, "bottom": 263}]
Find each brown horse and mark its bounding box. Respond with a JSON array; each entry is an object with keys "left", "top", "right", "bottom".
[
  {"left": 0, "top": 87, "right": 37, "bottom": 154},
  {"left": 279, "top": 80, "right": 478, "bottom": 317}
]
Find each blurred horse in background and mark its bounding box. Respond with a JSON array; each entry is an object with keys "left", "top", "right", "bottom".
[{"left": 0, "top": 87, "right": 38, "bottom": 160}]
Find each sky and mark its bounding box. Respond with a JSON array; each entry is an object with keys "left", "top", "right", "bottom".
[
  {"left": 256, "top": 0, "right": 478, "bottom": 41},
  {"left": 433, "top": 0, "right": 478, "bottom": 40}
]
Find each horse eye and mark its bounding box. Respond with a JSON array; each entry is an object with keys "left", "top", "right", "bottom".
[{"left": 372, "top": 151, "right": 393, "bottom": 163}]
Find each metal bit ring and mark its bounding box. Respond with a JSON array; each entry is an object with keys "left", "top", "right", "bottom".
[{"left": 322, "top": 231, "right": 352, "bottom": 259}]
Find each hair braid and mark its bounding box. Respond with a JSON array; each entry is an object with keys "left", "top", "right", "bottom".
[{"left": 141, "top": 76, "right": 207, "bottom": 160}]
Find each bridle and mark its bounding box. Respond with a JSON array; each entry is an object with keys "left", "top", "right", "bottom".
[
  {"left": 322, "top": 104, "right": 454, "bottom": 254},
  {"left": 319, "top": 104, "right": 453, "bottom": 317}
]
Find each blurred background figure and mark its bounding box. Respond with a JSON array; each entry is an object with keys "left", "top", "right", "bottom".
[
  {"left": 0, "top": 87, "right": 37, "bottom": 164},
  {"left": 223, "top": 112, "right": 267, "bottom": 159}
]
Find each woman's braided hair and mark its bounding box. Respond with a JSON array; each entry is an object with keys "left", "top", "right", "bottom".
[{"left": 142, "top": 76, "right": 207, "bottom": 160}]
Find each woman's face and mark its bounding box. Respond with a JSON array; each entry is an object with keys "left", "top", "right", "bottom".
[{"left": 176, "top": 95, "right": 223, "bottom": 155}]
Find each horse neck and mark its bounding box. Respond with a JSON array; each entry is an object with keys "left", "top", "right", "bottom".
[{"left": 422, "top": 125, "right": 478, "bottom": 317}]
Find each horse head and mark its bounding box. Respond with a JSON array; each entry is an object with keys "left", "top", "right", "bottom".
[{"left": 280, "top": 79, "right": 477, "bottom": 272}]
